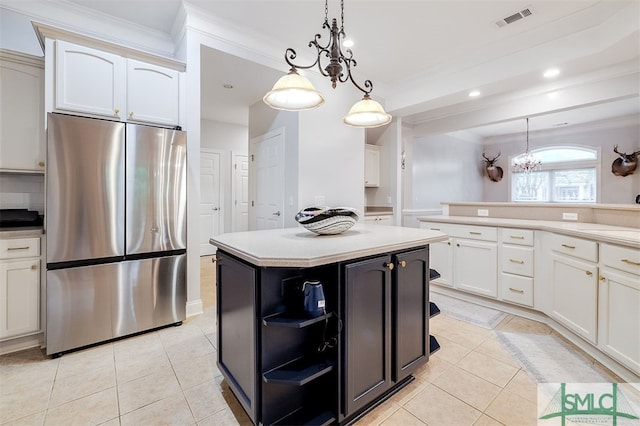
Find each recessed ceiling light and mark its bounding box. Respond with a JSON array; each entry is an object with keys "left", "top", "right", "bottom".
[
  {"left": 469, "top": 90, "right": 481, "bottom": 97},
  {"left": 543, "top": 68, "right": 560, "bottom": 78},
  {"left": 343, "top": 38, "right": 354, "bottom": 48},
  {"left": 223, "top": 84, "right": 234, "bottom": 89}
]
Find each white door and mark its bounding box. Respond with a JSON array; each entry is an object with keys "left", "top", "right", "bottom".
[
  {"left": 200, "top": 150, "right": 223, "bottom": 255},
  {"left": 232, "top": 154, "right": 249, "bottom": 232},
  {"left": 250, "top": 129, "right": 285, "bottom": 230}
]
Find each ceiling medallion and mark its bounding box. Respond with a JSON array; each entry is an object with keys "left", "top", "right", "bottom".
[{"left": 263, "top": 0, "right": 392, "bottom": 128}]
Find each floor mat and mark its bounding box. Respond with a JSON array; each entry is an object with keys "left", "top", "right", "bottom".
[{"left": 430, "top": 293, "right": 507, "bottom": 329}]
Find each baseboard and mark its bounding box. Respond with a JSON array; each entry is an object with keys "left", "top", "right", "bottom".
[
  {"left": 186, "top": 299, "right": 204, "bottom": 318},
  {"left": 0, "top": 333, "right": 43, "bottom": 355}
]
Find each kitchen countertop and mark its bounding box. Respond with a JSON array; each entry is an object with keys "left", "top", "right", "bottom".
[
  {"left": 210, "top": 224, "right": 447, "bottom": 267},
  {"left": 419, "top": 216, "right": 640, "bottom": 248},
  {"left": 0, "top": 227, "right": 44, "bottom": 238}
]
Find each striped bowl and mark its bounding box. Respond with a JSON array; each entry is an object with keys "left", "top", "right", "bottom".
[{"left": 295, "top": 206, "right": 359, "bottom": 235}]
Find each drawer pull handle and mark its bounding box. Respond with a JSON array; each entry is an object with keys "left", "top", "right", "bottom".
[
  {"left": 469, "top": 231, "right": 482, "bottom": 235},
  {"left": 509, "top": 258, "right": 524, "bottom": 264},
  {"left": 510, "top": 235, "right": 525, "bottom": 239},
  {"left": 509, "top": 287, "right": 524, "bottom": 294},
  {"left": 7, "top": 246, "right": 30, "bottom": 251},
  {"left": 621, "top": 259, "right": 640, "bottom": 266},
  {"left": 561, "top": 244, "right": 576, "bottom": 249},
  {"left": 586, "top": 271, "right": 593, "bottom": 276},
  {"left": 430, "top": 228, "right": 440, "bottom": 231}
]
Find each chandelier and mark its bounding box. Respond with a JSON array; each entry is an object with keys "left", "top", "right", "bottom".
[
  {"left": 513, "top": 118, "right": 542, "bottom": 173},
  {"left": 263, "top": 0, "right": 392, "bottom": 128}
]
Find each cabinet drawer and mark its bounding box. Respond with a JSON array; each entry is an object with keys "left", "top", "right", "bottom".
[
  {"left": 548, "top": 234, "right": 597, "bottom": 263},
  {"left": 450, "top": 225, "right": 497, "bottom": 242},
  {"left": 600, "top": 243, "right": 640, "bottom": 276},
  {"left": 500, "top": 273, "right": 533, "bottom": 307},
  {"left": 0, "top": 238, "right": 40, "bottom": 260},
  {"left": 420, "top": 222, "right": 453, "bottom": 235},
  {"left": 501, "top": 245, "right": 534, "bottom": 277},
  {"left": 500, "top": 228, "right": 534, "bottom": 246}
]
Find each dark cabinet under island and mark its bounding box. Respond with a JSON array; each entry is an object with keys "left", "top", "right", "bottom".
[{"left": 211, "top": 225, "right": 447, "bottom": 425}]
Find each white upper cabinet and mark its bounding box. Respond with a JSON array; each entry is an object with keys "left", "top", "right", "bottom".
[
  {"left": 53, "top": 40, "right": 181, "bottom": 126},
  {"left": 126, "top": 59, "right": 180, "bottom": 126},
  {"left": 55, "top": 40, "right": 126, "bottom": 119},
  {"left": 0, "top": 50, "right": 45, "bottom": 172}
]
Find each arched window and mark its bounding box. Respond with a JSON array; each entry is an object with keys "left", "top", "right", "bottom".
[{"left": 510, "top": 146, "right": 599, "bottom": 203}]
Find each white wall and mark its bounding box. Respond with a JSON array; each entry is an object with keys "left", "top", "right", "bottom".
[
  {"left": 0, "top": 8, "right": 43, "bottom": 56},
  {"left": 482, "top": 117, "right": 640, "bottom": 204},
  {"left": 0, "top": 174, "right": 44, "bottom": 213},
  {"left": 409, "top": 133, "right": 484, "bottom": 211}
]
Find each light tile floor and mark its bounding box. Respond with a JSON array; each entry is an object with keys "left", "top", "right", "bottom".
[{"left": 0, "top": 255, "right": 622, "bottom": 426}]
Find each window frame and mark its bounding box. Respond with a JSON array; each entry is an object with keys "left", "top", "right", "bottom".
[{"left": 508, "top": 145, "right": 601, "bottom": 203}]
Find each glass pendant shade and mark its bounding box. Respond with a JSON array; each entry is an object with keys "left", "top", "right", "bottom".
[
  {"left": 513, "top": 118, "right": 541, "bottom": 173},
  {"left": 343, "top": 95, "right": 392, "bottom": 128},
  {"left": 263, "top": 69, "right": 325, "bottom": 111}
]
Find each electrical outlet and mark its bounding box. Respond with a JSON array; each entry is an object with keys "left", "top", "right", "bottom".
[
  {"left": 477, "top": 209, "right": 489, "bottom": 217},
  {"left": 562, "top": 212, "right": 578, "bottom": 221}
]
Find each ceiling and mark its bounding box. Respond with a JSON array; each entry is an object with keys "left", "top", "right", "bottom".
[{"left": 58, "top": 0, "right": 640, "bottom": 138}]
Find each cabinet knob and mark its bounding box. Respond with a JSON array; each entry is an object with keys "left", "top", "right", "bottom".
[
  {"left": 129, "top": 112, "right": 134, "bottom": 117},
  {"left": 31, "top": 264, "right": 37, "bottom": 270},
  {"left": 456, "top": 243, "right": 461, "bottom": 247},
  {"left": 599, "top": 275, "right": 605, "bottom": 282},
  {"left": 399, "top": 260, "right": 406, "bottom": 268},
  {"left": 38, "top": 161, "right": 45, "bottom": 167},
  {"left": 114, "top": 108, "right": 120, "bottom": 115},
  {"left": 385, "top": 262, "right": 394, "bottom": 270},
  {"left": 586, "top": 270, "right": 593, "bottom": 276},
  {"left": 447, "top": 241, "right": 451, "bottom": 246}
]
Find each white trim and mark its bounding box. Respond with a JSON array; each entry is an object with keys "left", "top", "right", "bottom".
[
  {"left": 186, "top": 299, "right": 204, "bottom": 318},
  {"left": 0, "top": 333, "right": 43, "bottom": 355}
]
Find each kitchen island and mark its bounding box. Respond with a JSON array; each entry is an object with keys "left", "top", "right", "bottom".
[{"left": 209, "top": 224, "right": 447, "bottom": 425}]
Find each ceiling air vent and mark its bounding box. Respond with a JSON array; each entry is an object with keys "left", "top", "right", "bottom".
[{"left": 495, "top": 7, "right": 534, "bottom": 28}]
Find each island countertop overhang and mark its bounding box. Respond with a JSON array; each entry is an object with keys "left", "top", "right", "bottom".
[{"left": 209, "top": 224, "right": 448, "bottom": 267}]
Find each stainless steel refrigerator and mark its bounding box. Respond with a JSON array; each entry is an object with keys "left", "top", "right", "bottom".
[{"left": 45, "top": 113, "right": 187, "bottom": 356}]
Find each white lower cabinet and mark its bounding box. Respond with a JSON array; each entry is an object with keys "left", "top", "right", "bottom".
[
  {"left": 454, "top": 239, "right": 498, "bottom": 298},
  {"left": 429, "top": 238, "right": 453, "bottom": 287},
  {"left": 597, "top": 243, "right": 640, "bottom": 375},
  {"left": 0, "top": 258, "right": 40, "bottom": 339},
  {"left": 550, "top": 252, "right": 598, "bottom": 344},
  {"left": 0, "top": 237, "right": 41, "bottom": 340},
  {"left": 364, "top": 215, "right": 392, "bottom": 225}
]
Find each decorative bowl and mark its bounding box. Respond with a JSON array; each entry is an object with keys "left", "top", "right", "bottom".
[{"left": 295, "top": 206, "right": 359, "bottom": 235}]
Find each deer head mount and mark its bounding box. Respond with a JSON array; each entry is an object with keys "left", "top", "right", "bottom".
[
  {"left": 482, "top": 152, "right": 503, "bottom": 182},
  {"left": 612, "top": 145, "right": 640, "bottom": 177}
]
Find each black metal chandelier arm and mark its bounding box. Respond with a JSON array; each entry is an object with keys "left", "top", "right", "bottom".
[
  {"left": 340, "top": 58, "right": 373, "bottom": 95},
  {"left": 284, "top": 48, "right": 319, "bottom": 70}
]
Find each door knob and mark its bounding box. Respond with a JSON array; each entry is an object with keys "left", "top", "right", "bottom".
[{"left": 273, "top": 211, "right": 281, "bottom": 216}]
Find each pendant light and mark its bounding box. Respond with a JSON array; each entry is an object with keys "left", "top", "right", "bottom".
[
  {"left": 513, "top": 118, "right": 542, "bottom": 173},
  {"left": 263, "top": 0, "right": 392, "bottom": 128}
]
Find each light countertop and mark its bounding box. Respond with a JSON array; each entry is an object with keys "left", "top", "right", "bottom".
[
  {"left": 419, "top": 216, "right": 640, "bottom": 248},
  {"left": 210, "top": 224, "right": 447, "bottom": 267},
  {"left": 0, "top": 227, "right": 44, "bottom": 238}
]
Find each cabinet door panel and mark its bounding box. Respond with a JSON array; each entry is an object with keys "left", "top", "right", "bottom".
[
  {"left": 0, "top": 53, "right": 45, "bottom": 172},
  {"left": 550, "top": 253, "right": 597, "bottom": 344},
  {"left": 598, "top": 267, "right": 640, "bottom": 374},
  {"left": 344, "top": 255, "right": 391, "bottom": 417},
  {"left": 454, "top": 239, "right": 497, "bottom": 298},
  {"left": 55, "top": 40, "right": 125, "bottom": 118},
  {"left": 217, "top": 253, "right": 258, "bottom": 424},
  {"left": 0, "top": 259, "right": 40, "bottom": 339},
  {"left": 394, "top": 248, "right": 428, "bottom": 382},
  {"left": 127, "top": 59, "right": 180, "bottom": 126},
  {"left": 429, "top": 239, "right": 453, "bottom": 287}
]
